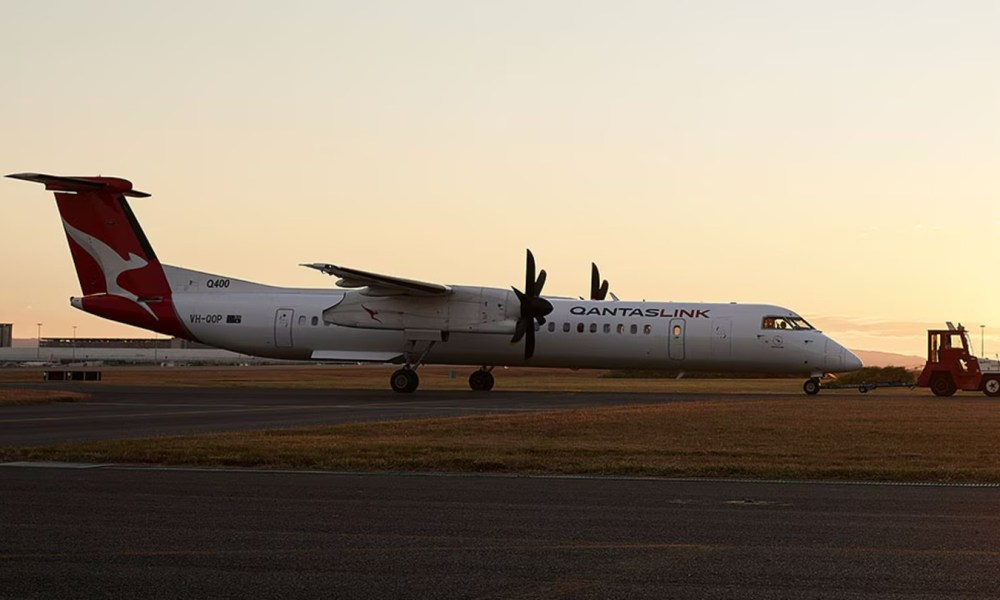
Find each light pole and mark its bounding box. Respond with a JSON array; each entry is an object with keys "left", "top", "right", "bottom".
[
  {"left": 36, "top": 322, "right": 42, "bottom": 359},
  {"left": 72, "top": 325, "right": 77, "bottom": 361},
  {"left": 981, "top": 325, "right": 986, "bottom": 357}
]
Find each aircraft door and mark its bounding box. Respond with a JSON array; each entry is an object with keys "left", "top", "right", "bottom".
[
  {"left": 275, "top": 308, "right": 294, "bottom": 347},
  {"left": 669, "top": 318, "right": 685, "bottom": 360},
  {"left": 711, "top": 318, "right": 732, "bottom": 360}
]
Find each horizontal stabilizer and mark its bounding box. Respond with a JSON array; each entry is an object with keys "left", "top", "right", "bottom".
[
  {"left": 301, "top": 263, "right": 451, "bottom": 296},
  {"left": 6, "top": 172, "right": 150, "bottom": 198}
]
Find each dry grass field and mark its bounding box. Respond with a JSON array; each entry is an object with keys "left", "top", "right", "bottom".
[
  {"left": 5, "top": 395, "right": 1000, "bottom": 482},
  {"left": 0, "top": 389, "right": 89, "bottom": 406}
]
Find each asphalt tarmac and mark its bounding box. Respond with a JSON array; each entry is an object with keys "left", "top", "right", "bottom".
[
  {"left": 2, "top": 465, "right": 999, "bottom": 599},
  {"left": 0, "top": 384, "right": 723, "bottom": 447}
]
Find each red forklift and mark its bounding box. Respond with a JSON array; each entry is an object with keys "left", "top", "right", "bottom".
[{"left": 916, "top": 323, "right": 1000, "bottom": 397}]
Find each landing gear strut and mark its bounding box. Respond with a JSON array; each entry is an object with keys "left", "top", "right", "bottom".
[
  {"left": 803, "top": 378, "right": 821, "bottom": 396},
  {"left": 389, "top": 338, "right": 438, "bottom": 394},
  {"left": 469, "top": 367, "right": 495, "bottom": 392}
]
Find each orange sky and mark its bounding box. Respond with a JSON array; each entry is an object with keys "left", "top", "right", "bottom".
[{"left": 2, "top": 1, "right": 998, "bottom": 357}]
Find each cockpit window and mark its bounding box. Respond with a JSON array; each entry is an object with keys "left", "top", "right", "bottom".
[{"left": 761, "top": 316, "right": 814, "bottom": 330}]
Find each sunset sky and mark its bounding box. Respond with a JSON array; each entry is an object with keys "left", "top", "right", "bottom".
[{"left": 2, "top": 1, "right": 998, "bottom": 357}]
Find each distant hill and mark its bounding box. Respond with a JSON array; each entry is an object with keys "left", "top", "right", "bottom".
[{"left": 852, "top": 349, "right": 925, "bottom": 370}]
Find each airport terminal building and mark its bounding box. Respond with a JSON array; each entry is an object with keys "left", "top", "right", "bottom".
[{"left": 0, "top": 323, "right": 280, "bottom": 365}]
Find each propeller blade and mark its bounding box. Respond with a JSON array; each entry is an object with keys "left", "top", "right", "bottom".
[
  {"left": 511, "top": 318, "right": 528, "bottom": 344},
  {"left": 591, "top": 262, "right": 609, "bottom": 300},
  {"left": 524, "top": 326, "right": 536, "bottom": 360},
  {"left": 532, "top": 296, "right": 554, "bottom": 318},
  {"left": 535, "top": 269, "right": 547, "bottom": 296},
  {"left": 525, "top": 249, "right": 536, "bottom": 296}
]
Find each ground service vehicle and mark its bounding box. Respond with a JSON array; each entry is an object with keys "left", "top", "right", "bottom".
[{"left": 917, "top": 323, "right": 1000, "bottom": 397}]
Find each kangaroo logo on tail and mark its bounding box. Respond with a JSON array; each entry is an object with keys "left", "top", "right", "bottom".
[{"left": 62, "top": 220, "right": 159, "bottom": 319}]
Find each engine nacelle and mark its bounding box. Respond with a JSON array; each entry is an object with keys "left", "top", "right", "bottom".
[{"left": 322, "top": 286, "right": 519, "bottom": 334}]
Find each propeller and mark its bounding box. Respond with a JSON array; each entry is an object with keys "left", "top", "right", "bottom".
[
  {"left": 590, "top": 263, "right": 610, "bottom": 301},
  {"left": 511, "top": 249, "right": 553, "bottom": 360}
]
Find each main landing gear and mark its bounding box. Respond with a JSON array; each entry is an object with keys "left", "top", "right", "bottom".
[
  {"left": 390, "top": 368, "right": 420, "bottom": 393},
  {"left": 391, "top": 366, "right": 497, "bottom": 393},
  {"left": 389, "top": 338, "right": 438, "bottom": 394},
  {"left": 469, "top": 367, "right": 495, "bottom": 392},
  {"left": 803, "top": 377, "right": 821, "bottom": 396}
]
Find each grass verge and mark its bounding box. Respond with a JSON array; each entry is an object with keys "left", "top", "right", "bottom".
[{"left": 4, "top": 397, "right": 999, "bottom": 482}]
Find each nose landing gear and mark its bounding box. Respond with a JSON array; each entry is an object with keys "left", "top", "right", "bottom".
[{"left": 803, "top": 377, "right": 821, "bottom": 395}]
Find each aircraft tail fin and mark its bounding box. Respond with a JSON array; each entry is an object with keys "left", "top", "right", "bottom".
[{"left": 7, "top": 172, "right": 190, "bottom": 338}]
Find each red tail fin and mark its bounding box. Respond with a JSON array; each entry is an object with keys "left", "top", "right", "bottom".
[{"left": 8, "top": 173, "right": 190, "bottom": 338}]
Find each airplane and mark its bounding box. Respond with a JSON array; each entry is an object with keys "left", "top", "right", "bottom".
[{"left": 8, "top": 172, "right": 862, "bottom": 394}]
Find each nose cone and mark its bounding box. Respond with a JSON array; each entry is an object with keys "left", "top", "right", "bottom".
[{"left": 844, "top": 349, "right": 863, "bottom": 371}]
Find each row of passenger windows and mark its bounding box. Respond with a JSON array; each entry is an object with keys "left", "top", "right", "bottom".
[
  {"left": 542, "top": 322, "right": 654, "bottom": 335},
  {"left": 292, "top": 313, "right": 672, "bottom": 336}
]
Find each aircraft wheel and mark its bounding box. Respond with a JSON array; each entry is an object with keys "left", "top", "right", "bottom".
[
  {"left": 469, "top": 370, "right": 495, "bottom": 392},
  {"left": 390, "top": 369, "right": 419, "bottom": 393},
  {"left": 929, "top": 373, "right": 957, "bottom": 397},
  {"left": 983, "top": 376, "right": 1000, "bottom": 397},
  {"left": 803, "top": 378, "right": 821, "bottom": 395}
]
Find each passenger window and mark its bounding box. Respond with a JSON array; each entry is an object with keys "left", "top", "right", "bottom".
[
  {"left": 589, "top": 323, "right": 597, "bottom": 333},
  {"left": 617, "top": 324, "right": 625, "bottom": 334},
  {"left": 644, "top": 324, "right": 652, "bottom": 334},
  {"left": 563, "top": 323, "right": 570, "bottom": 333},
  {"left": 548, "top": 322, "right": 555, "bottom": 332},
  {"left": 577, "top": 323, "right": 585, "bottom": 333},
  {"left": 603, "top": 324, "right": 611, "bottom": 334},
  {"left": 311, "top": 316, "right": 319, "bottom": 326},
  {"left": 630, "top": 324, "right": 638, "bottom": 334},
  {"left": 298, "top": 316, "right": 306, "bottom": 325}
]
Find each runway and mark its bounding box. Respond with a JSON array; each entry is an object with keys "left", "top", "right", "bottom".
[
  {"left": 2, "top": 465, "right": 998, "bottom": 599},
  {"left": 0, "top": 384, "right": 726, "bottom": 447}
]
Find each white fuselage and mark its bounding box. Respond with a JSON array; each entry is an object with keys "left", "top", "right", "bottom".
[{"left": 157, "top": 266, "right": 859, "bottom": 375}]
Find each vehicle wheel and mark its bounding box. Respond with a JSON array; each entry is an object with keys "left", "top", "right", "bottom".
[
  {"left": 983, "top": 376, "right": 1000, "bottom": 397},
  {"left": 929, "top": 373, "right": 957, "bottom": 397},
  {"left": 390, "top": 369, "right": 419, "bottom": 393},
  {"left": 803, "top": 378, "right": 820, "bottom": 395},
  {"left": 469, "top": 370, "right": 495, "bottom": 392}
]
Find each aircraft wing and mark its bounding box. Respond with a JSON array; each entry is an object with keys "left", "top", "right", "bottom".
[{"left": 301, "top": 263, "right": 452, "bottom": 296}]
